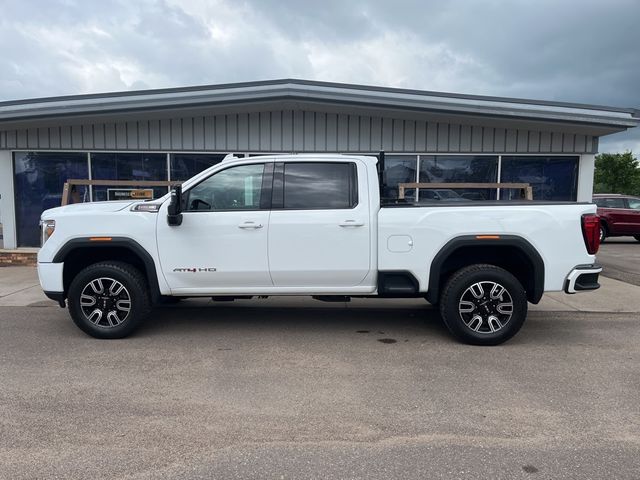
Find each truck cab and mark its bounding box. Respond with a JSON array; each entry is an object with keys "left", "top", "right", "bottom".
[{"left": 156, "top": 155, "right": 378, "bottom": 295}]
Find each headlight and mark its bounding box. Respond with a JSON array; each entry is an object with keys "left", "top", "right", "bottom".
[{"left": 40, "top": 219, "right": 56, "bottom": 246}]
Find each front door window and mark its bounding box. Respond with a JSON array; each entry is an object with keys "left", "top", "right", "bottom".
[{"left": 184, "top": 164, "right": 265, "bottom": 211}]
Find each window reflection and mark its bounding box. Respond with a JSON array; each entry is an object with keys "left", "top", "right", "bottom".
[
  {"left": 283, "top": 163, "right": 357, "bottom": 209},
  {"left": 628, "top": 198, "right": 640, "bottom": 210},
  {"left": 594, "top": 197, "right": 625, "bottom": 208},
  {"left": 170, "top": 153, "right": 225, "bottom": 181},
  {"left": 186, "top": 164, "right": 264, "bottom": 211},
  {"left": 13, "top": 152, "right": 89, "bottom": 247},
  {"left": 419, "top": 156, "right": 498, "bottom": 201},
  {"left": 382, "top": 156, "right": 417, "bottom": 201},
  {"left": 501, "top": 156, "right": 578, "bottom": 201},
  {"left": 91, "top": 153, "right": 168, "bottom": 201}
]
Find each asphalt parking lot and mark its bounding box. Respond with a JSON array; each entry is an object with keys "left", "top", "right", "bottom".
[
  {"left": 1, "top": 242, "right": 639, "bottom": 479},
  {"left": 598, "top": 237, "right": 640, "bottom": 286}
]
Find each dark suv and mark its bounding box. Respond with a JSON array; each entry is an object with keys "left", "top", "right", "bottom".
[{"left": 593, "top": 194, "right": 640, "bottom": 242}]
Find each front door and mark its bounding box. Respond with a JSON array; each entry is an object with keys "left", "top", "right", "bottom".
[{"left": 156, "top": 162, "right": 273, "bottom": 293}]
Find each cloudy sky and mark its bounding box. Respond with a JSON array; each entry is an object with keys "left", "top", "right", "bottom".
[{"left": 1, "top": 0, "right": 638, "bottom": 152}]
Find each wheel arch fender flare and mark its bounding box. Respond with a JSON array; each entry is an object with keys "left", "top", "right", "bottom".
[
  {"left": 425, "top": 235, "right": 545, "bottom": 305},
  {"left": 52, "top": 237, "right": 162, "bottom": 303}
]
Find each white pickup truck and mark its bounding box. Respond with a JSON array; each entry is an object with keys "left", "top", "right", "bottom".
[{"left": 37, "top": 154, "right": 602, "bottom": 345}]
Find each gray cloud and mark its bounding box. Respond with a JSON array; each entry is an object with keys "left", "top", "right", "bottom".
[{"left": 1, "top": 0, "right": 638, "bottom": 152}]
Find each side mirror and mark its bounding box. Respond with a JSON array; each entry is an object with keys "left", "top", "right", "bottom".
[{"left": 167, "top": 185, "right": 183, "bottom": 226}]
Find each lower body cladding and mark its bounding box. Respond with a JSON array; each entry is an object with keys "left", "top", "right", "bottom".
[{"left": 564, "top": 264, "right": 602, "bottom": 293}]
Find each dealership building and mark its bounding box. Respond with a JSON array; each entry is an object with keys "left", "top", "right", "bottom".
[{"left": 0, "top": 79, "right": 638, "bottom": 248}]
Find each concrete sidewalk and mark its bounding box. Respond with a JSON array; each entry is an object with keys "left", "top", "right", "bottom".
[{"left": 1, "top": 266, "right": 640, "bottom": 312}]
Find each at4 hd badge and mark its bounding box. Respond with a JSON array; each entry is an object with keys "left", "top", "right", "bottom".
[{"left": 173, "top": 267, "right": 217, "bottom": 273}]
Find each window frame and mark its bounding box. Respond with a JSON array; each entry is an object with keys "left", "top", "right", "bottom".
[
  {"left": 181, "top": 161, "right": 273, "bottom": 213},
  {"left": 271, "top": 161, "right": 359, "bottom": 211}
]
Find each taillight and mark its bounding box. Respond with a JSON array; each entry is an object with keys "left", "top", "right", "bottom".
[{"left": 581, "top": 214, "right": 600, "bottom": 255}]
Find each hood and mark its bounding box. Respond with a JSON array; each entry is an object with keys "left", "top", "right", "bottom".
[{"left": 41, "top": 201, "right": 135, "bottom": 219}]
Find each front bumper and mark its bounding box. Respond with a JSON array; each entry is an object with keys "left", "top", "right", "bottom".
[
  {"left": 564, "top": 264, "right": 602, "bottom": 294},
  {"left": 37, "top": 262, "right": 64, "bottom": 295}
]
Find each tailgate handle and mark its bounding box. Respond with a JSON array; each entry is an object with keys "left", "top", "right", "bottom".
[{"left": 339, "top": 220, "right": 365, "bottom": 227}]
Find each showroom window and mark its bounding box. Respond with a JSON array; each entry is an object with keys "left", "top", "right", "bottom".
[
  {"left": 13, "top": 152, "right": 89, "bottom": 247},
  {"left": 500, "top": 156, "right": 579, "bottom": 201},
  {"left": 380, "top": 155, "right": 499, "bottom": 202},
  {"left": 419, "top": 155, "right": 499, "bottom": 201},
  {"left": 382, "top": 155, "right": 417, "bottom": 201},
  {"left": 90, "top": 152, "right": 168, "bottom": 201},
  {"left": 379, "top": 154, "right": 577, "bottom": 202},
  {"left": 170, "top": 153, "right": 225, "bottom": 181}
]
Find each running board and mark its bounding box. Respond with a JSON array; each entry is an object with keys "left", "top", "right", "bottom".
[{"left": 312, "top": 295, "right": 351, "bottom": 302}]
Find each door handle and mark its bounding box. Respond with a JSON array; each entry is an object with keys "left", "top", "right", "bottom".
[
  {"left": 339, "top": 220, "right": 365, "bottom": 227},
  {"left": 238, "top": 222, "right": 263, "bottom": 229}
]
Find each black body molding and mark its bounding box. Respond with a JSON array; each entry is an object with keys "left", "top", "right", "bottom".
[
  {"left": 52, "top": 237, "right": 162, "bottom": 303},
  {"left": 425, "top": 235, "right": 545, "bottom": 304}
]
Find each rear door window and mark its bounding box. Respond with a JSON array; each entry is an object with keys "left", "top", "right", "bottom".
[
  {"left": 596, "top": 197, "right": 626, "bottom": 208},
  {"left": 281, "top": 162, "right": 358, "bottom": 210}
]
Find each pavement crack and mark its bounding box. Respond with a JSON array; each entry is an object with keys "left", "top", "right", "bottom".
[{"left": 0, "top": 284, "right": 39, "bottom": 298}]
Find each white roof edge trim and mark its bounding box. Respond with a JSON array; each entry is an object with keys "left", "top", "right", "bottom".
[{"left": 0, "top": 82, "right": 637, "bottom": 127}]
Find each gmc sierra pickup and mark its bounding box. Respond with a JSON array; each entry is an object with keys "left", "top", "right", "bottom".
[{"left": 37, "top": 154, "right": 602, "bottom": 345}]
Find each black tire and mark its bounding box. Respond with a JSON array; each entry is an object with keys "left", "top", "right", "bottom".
[
  {"left": 634, "top": 235, "right": 640, "bottom": 243},
  {"left": 439, "top": 264, "right": 528, "bottom": 346},
  {"left": 68, "top": 261, "right": 151, "bottom": 339},
  {"left": 600, "top": 224, "right": 608, "bottom": 243}
]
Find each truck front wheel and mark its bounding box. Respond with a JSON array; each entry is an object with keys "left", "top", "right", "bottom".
[
  {"left": 68, "top": 261, "right": 151, "bottom": 339},
  {"left": 439, "top": 264, "right": 527, "bottom": 346}
]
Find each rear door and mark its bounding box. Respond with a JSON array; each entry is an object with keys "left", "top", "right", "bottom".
[
  {"left": 624, "top": 197, "right": 640, "bottom": 234},
  {"left": 268, "top": 160, "right": 371, "bottom": 288}
]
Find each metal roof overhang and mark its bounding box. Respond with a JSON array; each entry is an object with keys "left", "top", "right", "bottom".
[{"left": 0, "top": 79, "right": 637, "bottom": 136}]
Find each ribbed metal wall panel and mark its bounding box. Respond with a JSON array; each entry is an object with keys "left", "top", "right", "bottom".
[{"left": 0, "top": 110, "right": 599, "bottom": 153}]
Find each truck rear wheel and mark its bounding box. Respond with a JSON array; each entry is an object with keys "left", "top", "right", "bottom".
[
  {"left": 439, "top": 264, "right": 527, "bottom": 346},
  {"left": 68, "top": 261, "right": 151, "bottom": 339}
]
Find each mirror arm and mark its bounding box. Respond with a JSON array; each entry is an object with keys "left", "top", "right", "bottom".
[{"left": 167, "top": 185, "right": 183, "bottom": 226}]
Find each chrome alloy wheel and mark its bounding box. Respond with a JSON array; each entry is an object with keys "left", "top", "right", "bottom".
[
  {"left": 80, "top": 277, "right": 131, "bottom": 328},
  {"left": 458, "top": 281, "right": 513, "bottom": 334}
]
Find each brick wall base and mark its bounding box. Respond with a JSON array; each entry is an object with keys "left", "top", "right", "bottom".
[{"left": 0, "top": 250, "right": 38, "bottom": 267}]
